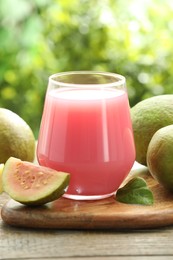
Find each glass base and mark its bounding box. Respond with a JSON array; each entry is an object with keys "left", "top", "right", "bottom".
[{"left": 63, "top": 192, "right": 115, "bottom": 201}]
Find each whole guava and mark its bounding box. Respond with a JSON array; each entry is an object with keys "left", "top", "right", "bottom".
[
  {"left": 131, "top": 95, "right": 173, "bottom": 166},
  {"left": 147, "top": 125, "right": 173, "bottom": 192},
  {"left": 0, "top": 108, "right": 35, "bottom": 163}
]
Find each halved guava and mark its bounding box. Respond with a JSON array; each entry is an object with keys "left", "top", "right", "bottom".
[{"left": 2, "top": 157, "right": 70, "bottom": 206}]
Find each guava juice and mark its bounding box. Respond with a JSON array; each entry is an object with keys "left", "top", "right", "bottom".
[{"left": 37, "top": 88, "right": 135, "bottom": 199}]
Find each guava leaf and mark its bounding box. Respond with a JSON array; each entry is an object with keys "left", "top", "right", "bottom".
[{"left": 115, "top": 177, "right": 154, "bottom": 205}]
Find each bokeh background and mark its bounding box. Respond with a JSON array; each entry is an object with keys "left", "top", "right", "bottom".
[{"left": 1, "top": 0, "right": 173, "bottom": 137}]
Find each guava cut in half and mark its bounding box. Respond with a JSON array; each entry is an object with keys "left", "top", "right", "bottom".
[{"left": 2, "top": 157, "right": 70, "bottom": 206}]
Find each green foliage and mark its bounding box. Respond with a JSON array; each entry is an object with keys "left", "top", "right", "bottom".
[
  {"left": 1, "top": 0, "right": 173, "bottom": 136},
  {"left": 116, "top": 177, "right": 154, "bottom": 205}
]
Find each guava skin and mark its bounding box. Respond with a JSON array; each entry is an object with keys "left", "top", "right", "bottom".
[
  {"left": 131, "top": 95, "right": 173, "bottom": 166},
  {"left": 2, "top": 157, "right": 70, "bottom": 206},
  {"left": 0, "top": 108, "right": 35, "bottom": 163},
  {"left": 147, "top": 125, "right": 173, "bottom": 192}
]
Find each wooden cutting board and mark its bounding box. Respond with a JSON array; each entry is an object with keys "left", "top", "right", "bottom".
[{"left": 2, "top": 167, "right": 173, "bottom": 230}]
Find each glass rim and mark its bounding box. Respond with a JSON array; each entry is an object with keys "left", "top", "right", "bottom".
[{"left": 49, "top": 71, "right": 126, "bottom": 88}]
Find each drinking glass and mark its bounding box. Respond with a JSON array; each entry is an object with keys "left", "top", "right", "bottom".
[{"left": 37, "top": 71, "right": 136, "bottom": 200}]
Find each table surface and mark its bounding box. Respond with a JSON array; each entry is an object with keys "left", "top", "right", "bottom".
[{"left": 1, "top": 192, "right": 173, "bottom": 260}]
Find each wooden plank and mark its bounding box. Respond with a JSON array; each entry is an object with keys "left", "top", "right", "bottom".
[
  {"left": 1, "top": 223, "right": 173, "bottom": 259},
  {"left": 2, "top": 169, "right": 173, "bottom": 230},
  {"left": 1, "top": 169, "right": 173, "bottom": 260},
  {"left": 1, "top": 256, "right": 172, "bottom": 260}
]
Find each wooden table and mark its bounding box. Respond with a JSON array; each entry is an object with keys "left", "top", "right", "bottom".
[{"left": 1, "top": 192, "right": 173, "bottom": 260}]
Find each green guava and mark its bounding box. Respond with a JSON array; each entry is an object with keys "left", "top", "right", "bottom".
[
  {"left": 147, "top": 125, "right": 173, "bottom": 192},
  {"left": 0, "top": 108, "right": 35, "bottom": 163},
  {"left": 131, "top": 94, "right": 173, "bottom": 166},
  {"left": 2, "top": 157, "right": 70, "bottom": 205},
  {"left": 0, "top": 163, "right": 4, "bottom": 194}
]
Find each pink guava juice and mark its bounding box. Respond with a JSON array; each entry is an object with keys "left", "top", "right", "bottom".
[{"left": 37, "top": 87, "right": 135, "bottom": 199}]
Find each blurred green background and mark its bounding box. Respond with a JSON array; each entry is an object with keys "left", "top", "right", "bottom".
[{"left": 1, "top": 0, "right": 173, "bottom": 137}]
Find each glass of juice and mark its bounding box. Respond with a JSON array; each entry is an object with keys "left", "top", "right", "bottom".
[{"left": 37, "top": 71, "right": 136, "bottom": 200}]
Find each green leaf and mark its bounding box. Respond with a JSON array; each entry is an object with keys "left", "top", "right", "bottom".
[{"left": 115, "top": 177, "right": 154, "bottom": 205}]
